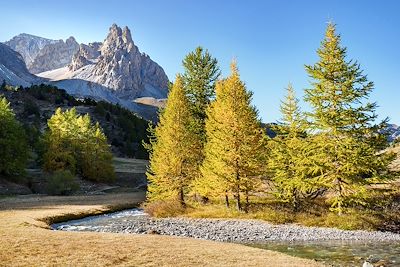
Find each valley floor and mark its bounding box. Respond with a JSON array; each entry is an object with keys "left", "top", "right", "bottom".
[{"left": 0, "top": 193, "right": 323, "bottom": 267}]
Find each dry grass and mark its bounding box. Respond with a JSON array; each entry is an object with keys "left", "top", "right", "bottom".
[
  {"left": 0, "top": 193, "right": 324, "bottom": 267},
  {"left": 154, "top": 194, "right": 399, "bottom": 231},
  {"left": 143, "top": 200, "right": 187, "bottom": 217},
  {"left": 388, "top": 144, "right": 400, "bottom": 173},
  {"left": 188, "top": 204, "right": 374, "bottom": 229}
]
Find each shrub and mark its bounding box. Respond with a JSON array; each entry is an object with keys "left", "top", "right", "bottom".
[
  {"left": 23, "top": 99, "right": 40, "bottom": 117},
  {"left": 94, "top": 103, "right": 106, "bottom": 116},
  {"left": 46, "top": 170, "right": 79, "bottom": 195}
]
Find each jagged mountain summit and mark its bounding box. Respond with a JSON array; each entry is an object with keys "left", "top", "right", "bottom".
[
  {"left": 39, "top": 24, "right": 169, "bottom": 100},
  {"left": 5, "top": 34, "right": 79, "bottom": 74},
  {"left": 0, "top": 43, "right": 39, "bottom": 86},
  {"left": 34, "top": 24, "right": 169, "bottom": 120},
  {"left": 3, "top": 24, "right": 169, "bottom": 120}
]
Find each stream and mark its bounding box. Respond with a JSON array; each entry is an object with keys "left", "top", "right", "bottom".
[{"left": 52, "top": 208, "right": 400, "bottom": 266}]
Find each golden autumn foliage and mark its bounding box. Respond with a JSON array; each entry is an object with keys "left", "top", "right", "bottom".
[
  {"left": 146, "top": 75, "right": 199, "bottom": 206},
  {"left": 43, "top": 108, "right": 114, "bottom": 182},
  {"left": 198, "top": 62, "right": 266, "bottom": 211}
]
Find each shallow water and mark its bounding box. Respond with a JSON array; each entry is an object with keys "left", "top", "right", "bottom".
[
  {"left": 53, "top": 209, "right": 400, "bottom": 266},
  {"left": 249, "top": 241, "right": 400, "bottom": 266},
  {"left": 51, "top": 208, "right": 147, "bottom": 231}
]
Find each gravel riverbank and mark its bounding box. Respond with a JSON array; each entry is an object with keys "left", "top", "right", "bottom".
[{"left": 54, "top": 210, "right": 400, "bottom": 243}]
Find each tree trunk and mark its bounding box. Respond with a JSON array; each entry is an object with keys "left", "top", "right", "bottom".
[
  {"left": 244, "top": 190, "right": 249, "bottom": 213},
  {"left": 225, "top": 191, "right": 229, "bottom": 208},
  {"left": 179, "top": 187, "right": 186, "bottom": 208},
  {"left": 337, "top": 178, "right": 343, "bottom": 216},
  {"left": 235, "top": 161, "right": 241, "bottom": 211},
  {"left": 236, "top": 185, "right": 241, "bottom": 211},
  {"left": 292, "top": 188, "right": 299, "bottom": 212},
  {"left": 236, "top": 193, "right": 241, "bottom": 211}
]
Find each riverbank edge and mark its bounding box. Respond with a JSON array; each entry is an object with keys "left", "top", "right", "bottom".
[
  {"left": 0, "top": 193, "right": 325, "bottom": 267},
  {"left": 40, "top": 202, "right": 140, "bottom": 227}
]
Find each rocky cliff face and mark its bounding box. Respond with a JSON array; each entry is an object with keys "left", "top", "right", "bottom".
[
  {"left": 69, "top": 42, "right": 101, "bottom": 71},
  {"left": 29, "top": 37, "right": 79, "bottom": 74},
  {"left": 68, "top": 24, "right": 169, "bottom": 99},
  {"left": 4, "top": 33, "right": 58, "bottom": 68},
  {"left": 5, "top": 34, "right": 79, "bottom": 74},
  {"left": 386, "top": 124, "right": 400, "bottom": 143},
  {"left": 0, "top": 43, "right": 39, "bottom": 86}
]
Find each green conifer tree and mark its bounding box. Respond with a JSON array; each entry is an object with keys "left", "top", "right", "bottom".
[
  {"left": 0, "top": 97, "right": 28, "bottom": 179},
  {"left": 146, "top": 75, "right": 198, "bottom": 206},
  {"left": 304, "top": 23, "right": 395, "bottom": 214},
  {"left": 200, "top": 62, "right": 265, "bottom": 211},
  {"left": 268, "top": 84, "right": 320, "bottom": 210},
  {"left": 181, "top": 47, "right": 221, "bottom": 198},
  {"left": 182, "top": 46, "right": 221, "bottom": 127}
]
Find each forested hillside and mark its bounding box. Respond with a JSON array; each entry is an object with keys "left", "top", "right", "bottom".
[
  {"left": 0, "top": 83, "right": 151, "bottom": 195},
  {"left": 0, "top": 83, "right": 150, "bottom": 159}
]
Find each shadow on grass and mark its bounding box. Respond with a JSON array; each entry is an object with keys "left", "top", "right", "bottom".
[{"left": 0, "top": 191, "right": 146, "bottom": 211}]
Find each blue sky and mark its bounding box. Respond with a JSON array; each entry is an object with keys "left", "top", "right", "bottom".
[{"left": 1, "top": 0, "right": 399, "bottom": 124}]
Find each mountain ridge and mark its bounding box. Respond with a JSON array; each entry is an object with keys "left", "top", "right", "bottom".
[
  {"left": 0, "top": 42, "right": 40, "bottom": 86},
  {"left": 4, "top": 33, "right": 59, "bottom": 68},
  {"left": 29, "top": 36, "right": 79, "bottom": 74},
  {"left": 3, "top": 24, "right": 169, "bottom": 120}
]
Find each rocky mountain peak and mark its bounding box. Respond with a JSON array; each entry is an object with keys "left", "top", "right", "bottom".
[
  {"left": 4, "top": 34, "right": 59, "bottom": 67},
  {"left": 101, "top": 24, "right": 137, "bottom": 55},
  {"left": 122, "top": 26, "right": 133, "bottom": 44},
  {"left": 66, "top": 36, "right": 77, "bottom": 45},
  {"left": 110, "top": 23, "right": 122, "bottom": 34},
  {"left": 5, "top": 33, "right": 79, "bottom": 74},
  {"left": 28, "top": 37, "right": 79, "bottom": 74},
  {"left": 69, "top": 42, "right": 101, "bottom": 71},
  {"left": 386, "top": 124, "right": 400, "bottom": 143},
  {"left": 36, "top": 24, "right": 169, "bottom": 119},
  {"left": 85, "top": 24, "right": 168, "bottom": 98}
]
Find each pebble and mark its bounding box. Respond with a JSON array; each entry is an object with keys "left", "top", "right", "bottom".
[{"left": 56, "top": 214, "right": 400, "bottom": 243}]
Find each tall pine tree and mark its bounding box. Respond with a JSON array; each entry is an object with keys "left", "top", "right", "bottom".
[
  {"left": 146, "top": 75, "right": 198, "bottom": 206},
  {"left": 181, "top": 47, "right": 221, "bottom": 197},
  {"left": 0, "top": 97, "right": 28, "bottom": 180},
  {"left": 182, "top": 46, "right": 221, "bottom": 128},
  {"left": 199, "top": 61, "right": 265, "bottom": 211},
  {"left": 268, "top": 85, "right": 321, "bottom": 210},
  {"left": 305, "top": 23, "right": 395, "bottom": 214}
]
